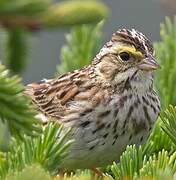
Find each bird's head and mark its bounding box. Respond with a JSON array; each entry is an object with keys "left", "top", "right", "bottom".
[{"left": 93, "top": 28, "right": 160, "bottom": 91}]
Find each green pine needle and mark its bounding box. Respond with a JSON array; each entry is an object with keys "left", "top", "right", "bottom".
[
  {"left": 155, "top": 16, "right": 176, "bottom": 107},
  {"left": 0, "top": 65, "right": 41, "bottom": 138},
  {"left": 111, "top": 145, "right": 143, "bottom": 179},
  {"left": 111, "top": 146, "right": 176, "bottom": 180},
  {"left": 160, "top": 105, "right": 176, "bottom": 147},
  {"left": 0, "top": 122, "right": 73, "bottom": 179},
  {"left": 139, "top": 150, "right": 176, "bottom": 178},
  {"left": 57, "top": 22, "right": 103, "bottom": 74},
  {"left": 143, "top": 118, "right": 175, "bottom": 157}
]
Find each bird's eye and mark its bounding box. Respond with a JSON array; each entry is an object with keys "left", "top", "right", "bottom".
[{"left": 119, "top": 52, "right": 131, "bottom": 61}]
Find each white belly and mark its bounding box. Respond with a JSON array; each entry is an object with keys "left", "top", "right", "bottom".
[
  {"left": 61, "top": 129, "right": 149, "bottom": 169},
  {"left": 60, "top": 92, "right": 159, "bottom": 169}
]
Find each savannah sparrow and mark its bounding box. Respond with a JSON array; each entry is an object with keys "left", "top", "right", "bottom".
[{"left": 25, "top": 29, "right": 160, "bottom": 169}]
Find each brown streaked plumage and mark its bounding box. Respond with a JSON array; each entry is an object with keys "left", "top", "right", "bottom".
[{"left": 25, "top": 28, "right": 160, "bottom": 169}]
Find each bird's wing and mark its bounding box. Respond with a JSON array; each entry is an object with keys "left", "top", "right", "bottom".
[{"left": 25, "top": 67, "right": 108, "bottom": 124}]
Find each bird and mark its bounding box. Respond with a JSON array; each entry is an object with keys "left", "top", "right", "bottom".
[{"left": 25, "top": 28, "right": 161, "bottom": 170}]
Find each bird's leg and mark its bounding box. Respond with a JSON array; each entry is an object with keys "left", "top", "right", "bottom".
[{"left": 90, "top": 167, "right": 104, "bottom": 177}]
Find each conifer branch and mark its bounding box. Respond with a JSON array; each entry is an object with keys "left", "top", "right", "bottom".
[
  {"left": 57, "top": 22, "right": 103, "bottom": 74},
  {"left": 155, "top": 17, "right": 176, "bottom": 107},
  {"left": 0, "top": 123, "right": 73, "bottom": 179},
  {"left": 160, "top": 105, "right": 176, "bottom": 146},
  {"left": 0, "top": 65, "right": 41, "bottom": 138}
]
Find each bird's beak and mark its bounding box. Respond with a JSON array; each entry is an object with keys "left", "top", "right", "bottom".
[{"left": 138, "top": 55, "right": 160, "bottom": 71}]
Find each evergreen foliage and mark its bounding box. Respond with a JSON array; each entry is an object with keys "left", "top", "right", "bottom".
[
  {"left": 155, "top": 17, "right": 176, "bottom": 108},
  {"left": 0, "top": 65, "right": 41, "bottom": 138},
  {"left": 160, "top": 105, "right": 176, "bottom": 146},
  {"left": 0, "top": 123, "right": 73, "bottom": 179},
  {"left": 57, "top": 22, "right": 103, "bottom": 74}
]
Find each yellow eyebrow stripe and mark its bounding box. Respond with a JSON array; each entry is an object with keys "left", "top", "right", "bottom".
[{"left": 114, "top": 46, "right": 144, "bottom": 58}]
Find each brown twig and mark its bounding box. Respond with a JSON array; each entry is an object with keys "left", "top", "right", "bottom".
[{"left": 0, "top": 16, "right": 42, "bottom": 30}]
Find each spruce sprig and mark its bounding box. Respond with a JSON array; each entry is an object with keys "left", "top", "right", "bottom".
[
  {"left": 0, "top": 123, "right": 73, "bottom": 179},
  {"left": 0, "top": 65, "right": 41, "bottom": 138},
  {"left": 155, "top": 17, "right": 176, "bottom": 107},
  {"left": 57, "top": 22, "right": 103, "bottom": 74}
]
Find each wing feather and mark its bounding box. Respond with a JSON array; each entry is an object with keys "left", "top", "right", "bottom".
[{"left": 24, "top": 67, "right": 106, "bottom": 123}]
